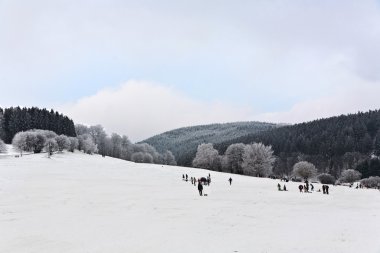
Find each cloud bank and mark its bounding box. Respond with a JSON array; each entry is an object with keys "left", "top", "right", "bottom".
[{"left": 60, "top": 80, "right": 255, "bottom": 141}]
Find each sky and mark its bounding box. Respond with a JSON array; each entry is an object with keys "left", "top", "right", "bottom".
[{"left": 1, "top": 0, "right": 380, "bottom": 141}]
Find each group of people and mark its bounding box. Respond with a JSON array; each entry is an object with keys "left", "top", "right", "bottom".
[{"left": 182, "top": 173, "right": 233, "bottom": 196}]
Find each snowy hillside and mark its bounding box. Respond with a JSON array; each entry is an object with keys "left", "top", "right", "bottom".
[{"left": 1, "top": 152, "right": 380, "bottom": 253}]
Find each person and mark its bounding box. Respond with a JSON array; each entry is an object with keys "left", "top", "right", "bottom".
[
  {"left": 298, "top": 185, "right": 303, "bottom": 193},
  {"left": 277, "top": 183, "right": 282, "bottom": 191},
  {"left": 190, "top": 177, "right": 193, "bottom": 185},
  {"left": 198, "top": 182, "right": 203, "bottom": 196},
  {"left": 322, "top": 185, "right": 326, "bottom": 194},
  {"left": 186, "top": 174, "right": 188, "bottom": 181},
  {"left": 228, "top": 177, "right": 232, "bottom": 185},
  {"left": 305, "top": 180, "right": 309, "bottom": 192},
  {"left": 283, "top": 185, "right": 287, "bottom": 191},
  {"left": 182, "top": 174, "right": 185, "bottom": 181},
  {"left": 325, "top": 185, "right": 329, "bottom": 194}
]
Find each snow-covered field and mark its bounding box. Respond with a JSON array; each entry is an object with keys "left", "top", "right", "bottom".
[{"left": 1, "top": 152, "right": 380, "bottom": 253}]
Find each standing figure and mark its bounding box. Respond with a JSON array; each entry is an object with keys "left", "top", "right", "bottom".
[
  {"left": 198, "top": 182, "right": 203, "bottom": 196},
  {"left": 322, "top": 185, "right": 326, "bottom": 194},
  {"left": 186, "top": 174, "right": 188, "bottom": 181},
  {"left": 277, "top": 183, "right": 282, "bottom": 191},
  {"left": 283, "top": 185, "right": 287, "bottom": 191},
  {"left": 228, "top": 177, "right": 232, "bottom": 185},
  {"left": 182, "top": 174, "right": 185, "bottom": 181},
  {"left": 325, "top": 185, "right": 329, "bottom": 195}
]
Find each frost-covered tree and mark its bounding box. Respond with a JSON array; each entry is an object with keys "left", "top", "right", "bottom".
[
  {"left": 162, "top": 150, "right": 177, "bottom": 165},
  {"left": 32, "top": 132, "right": 47, "bottom": 153},
  {"left": 0, "top": 138, "right": 7, "bottom": 153},
  {"left": 88, "top": 125, "right": 107, "bottom": 155},
  {"left": 131, "top": 152, "right": 153, "bottom": 163},
  {"left": 77, "top": 134, "right": 98, "bottom": 154},
  {"left": 110, "top": 133, "right": 123, "bottom": 158},
  {"left": 292, "top": 161, "right": 317, "bottom": 180},
  {"left": 55, "top": 135, "right": 70, "bottom": 152},
  {"left": 120, "top": 135, "right": 133, "bottom": 160},
  {"left": 360, "top": 176, "right": 380, "bottom": 188},
  {"left": 12, "top": 132, "right": 29, "bottom": 156},
  {"left": 317, "top": 173, "right": 336, "bottom": 185},
  {"left": 339, "top": 169, "right": 362, "bottom": 183},
  {"left": 242, "top": 143, "right": 275, "bottom": 177},
  {"left": 68, "top": 137, "right": 79, "bottom": 152},
  {"left": 224, "top": 143, "right": 246, "bottom": 174},
  {"left": 192, "top": 143, "right": 220, "bottom": 170},
  {"left": 45, "top": 138, "right": 58, "bottom": 157}
]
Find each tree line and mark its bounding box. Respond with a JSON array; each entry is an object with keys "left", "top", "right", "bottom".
[
  {"left": 75, "top": 124, "right": 177, "bottom": 165},
  {"left": 213, "top": 110, "right": 380, "bottom": 179},
  {"left": 141, "top": 121, "right": 276, "bottom": 167},
  {"left": 0, "top": 107, "right": 76, "bottom": 143},
  {"left": 192, "top": 141, "right": 379, "bottom": 188},
  {"left": 0, "top": 107, "right": 176, "bottom": 166}
]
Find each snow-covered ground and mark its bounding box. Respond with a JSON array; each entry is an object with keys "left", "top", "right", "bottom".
[{"left": 1, "top": 152, "right": 380, "bottom": 253}]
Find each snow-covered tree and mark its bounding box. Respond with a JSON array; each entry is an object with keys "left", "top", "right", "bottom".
[
  {"left": 360, "top": 176, "right": 380, "bottom": 188},
  {"left": 68, "top": 137, "right": 79, "bottom": 152},
  {"left": 242, "top": 143, "right": 275, "bottom": 177},
  {"left": 162, "top": 150, "right": 177, "bottom": 165},
  {"left": 12, "top": 132, "right": 29, "bottom": 156},
  {"left": 55, "top": 135, "right": 70, "bottom": 152},
  {"left": 339, "top": 169, "right": 362, "bottom": 183},
  {"left": 224, "top": 143, "right": 246, "bottom": 174},
  {"left": 45, "top": 138, "right": 58, "bottom": 157},
  {"left": 131, "top": 152, "right": 153, "bottom": 163},
  {"left": 32, "top": 132, "right": 47, "bottom": 153},
  {"left": 77, "top": 134, "right": 98, "bottom": 154},
  {"left": 110, "top": 133, "right": 123, "bottom": 158},
  {"left": 317, "top": 173, "right": 336, "bottom": 185},
  {"left": 192, "top": 143, "right": 220, "bottom": 170},
  {"left": 292, "top": 161, "right": 317, "bottom": 180},
  {"left": 0, "top": 138, "right": 6, "bottom": 153}
]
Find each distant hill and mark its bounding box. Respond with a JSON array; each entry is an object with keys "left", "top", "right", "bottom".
[
  {"left": 214, "top": 110, "right": 380, "bottom": 178},
  {"left": 140, "top": 122, "right": 278, "bottom": 166}
]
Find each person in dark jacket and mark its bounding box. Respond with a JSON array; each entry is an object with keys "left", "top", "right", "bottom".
[
  {"left": 228, "top": 177, "right": 232, "bottom": 185},
  {"left": 325, "top": 185, "right": 329, "bottom": 195},
  {"left": 198, "top": 182, "right": 203, "bottom": 196},
  {"left": 322, "top": 185, "right": 326, "bottom": 194}
]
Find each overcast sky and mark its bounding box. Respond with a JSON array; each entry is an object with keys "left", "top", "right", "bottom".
[{"left": 1, "top": 0, "right": 380, "bottom": 141}]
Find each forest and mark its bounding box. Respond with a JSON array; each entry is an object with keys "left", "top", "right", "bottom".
[
  {"left": 214, "top": 110, "right": 380, "bottom": 178},
  {"left": 141, "top": 121, "right": 277, "bottom": 166},
  {"left": 0, "top": 107, "right": 76, "bottom": 143}
]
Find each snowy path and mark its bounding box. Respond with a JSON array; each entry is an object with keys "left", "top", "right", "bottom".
[{"left": 1, "top": 152, "right": 380, "bottom": 253}]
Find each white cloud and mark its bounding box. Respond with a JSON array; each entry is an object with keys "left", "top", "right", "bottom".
[{"left": 60, "top": 80, "right": 255, "bottom": 142}]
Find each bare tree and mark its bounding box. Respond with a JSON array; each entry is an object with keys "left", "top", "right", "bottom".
[
  {"left": 242, "top": 143, "right": 275, "bottom": 177},
  {"left": 292, "top": 161, "right": 317, "bottom": 180}
]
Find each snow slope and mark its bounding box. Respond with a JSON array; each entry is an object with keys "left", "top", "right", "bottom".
[{"left": 1, "top": 152, "right": 380, "bottom": 253}]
